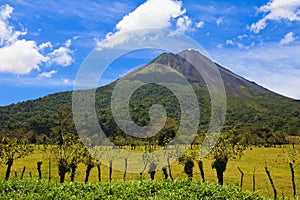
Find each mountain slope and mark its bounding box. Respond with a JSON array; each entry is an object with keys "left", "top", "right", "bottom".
[
  {"left": 0, "top": 50, "right": 299, "bottom": 145},
  {"left": 152, "top": 49, "right": 275, "bottom": 96}
]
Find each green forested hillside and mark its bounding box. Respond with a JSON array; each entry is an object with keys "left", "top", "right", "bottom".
[
  {"left": 0, "top": 81, "right": 299, "bottom": 145},
  {"left": 0, "top": 50, "right": 300, "bottom": 145}
]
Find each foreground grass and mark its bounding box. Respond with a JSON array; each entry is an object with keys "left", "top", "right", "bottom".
[{"left": 0, "top": 179, "right": 268, "bottom": 200}]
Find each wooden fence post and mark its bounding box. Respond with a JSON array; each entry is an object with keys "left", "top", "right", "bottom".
[
  {"left": 21, "top": 166, "right": 26, "bottom": 180},
  {"left": 289, "top": 162, "right": 297, "bottom": 198},
  {"left": 265, "top": 167, "right": 277, "bottom": 200},
  {"left": 253, "top": 167, "right": 256, "bottom": 192},
  {"left": 37, "top": 161, "right": 42, "bottom": 180},
  {"left": 237, "top": 167, "right": 244, "bottom": 189}
]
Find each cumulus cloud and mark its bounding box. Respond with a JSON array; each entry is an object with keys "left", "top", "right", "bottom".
[
  {"left": 49, "top": 39, "right": 73, "bottom": 66},
  {"left": 279, "top": 32, "right": 296, "bottom": 45},
  {"left": 39, "top": 42, "right": 53, "bottom": 50},
  {"left": 0, "top": 39, "right": 48, "bottom": 74},
  {"left": 195, "top": 21, "right": 205, "bottom": 28},
  {"left": 0, "top": 5, "right": 46, "bottom": 74},
  {"left": 176, "top": 15, "right": 192, "bottom": 33},
  {"left": 0, "top": 4, "right": 13, "bottom": 20},
  {"left": 0, "top": 4, "right": 73, "bottom": 75},
  {"left": 97, "top": 0, "right": 187, "bottom": 49},
  {"left": 115, "top": 0, "right": 185, "bottom": 31},
  {"left": 251, "top": 0, "right": 300, "bottom": 33},
  {"left": 38, "top": 70, "right": 57, "bottom": 79},
  {"left": 0, "top": 5, "right": 18, "bottom": 45}
]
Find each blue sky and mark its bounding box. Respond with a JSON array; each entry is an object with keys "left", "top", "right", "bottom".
[{"left": 0, "top": 0, "right": 300, "bottom": 106}]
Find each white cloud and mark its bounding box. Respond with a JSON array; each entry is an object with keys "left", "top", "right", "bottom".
[
  {"left": 65, "top": 39, "right": 71, "bottom": 48},
  {"left": 251, "top": 0, "right": 300, "bottom": 33},
  {"left": 176, "top": 15, "right": 192, "bottom": 33},
  {"left": 62, "top": 78, "right": 72, "bottom": 85},
  {"left": 38, "top": 70, "right": 57, "bottom": 78},
  {"left": 115, "top": 0, "right": 185, "bottom": 31},
  {"left": 211, "top": 42, "right": 300, "bottom": 99},
  {"left": 72, "top": 36, "right": 80, "bottom": 40},
  {"left": 0, "top": 5, "right": 27, "bottom": 46},
  {"left": 39, "top": 42, "right": 52, "bottom": 50},
  {"left": 0, "top": 4, "right": 73, "bottom": 75},
  {"left": 250, "top": 18, "right": 267, "bottom": 33},
  {"left": 216, "top": 17, "right": 224, "bottom": 26},
  {"left": 279, "top": 32, "right": 296, "bottom": 45},
  {"left": 237, "top": 34, "right": 248, "bottom": 40},
  {"left": 196, "top": 21, "right": 205, "bottom": 28},
  {"left": 0, "top": 39, "right": 48, "bottom": 74},
  {"left": 97, "top": 0, "right": 186, "bottom": 49},
  {"left": 226, "top": 40, "right": 234, "bottom": 45},
  {"left": 0, "top": 4, "right": 13, "bottom": 20},
  {"left": 49, "top": 42, "right": 73, "bottom": 67}
]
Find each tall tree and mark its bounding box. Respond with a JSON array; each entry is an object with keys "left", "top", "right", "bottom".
[
  {"left": 51, "top": 106, "right": 85, "bottom": 183},
  {"left": 53, "top": 133, "right": 86, "bottom": 183},
  {"left": 158, "top": 118, "right": 178, "bottom": 146},
  {"left": 83, "top": 151, "right": 95, "bottom": 183},
  {"left": 68, "top": 138, "right": 85, "bottom": 182},
  {"left": 0, "top": 132, "right": 33, "bottom": 180},
  {"left": 209, "top": 127, "right": 246, "bottom": 185},
  {"left": 179, "top": 151, "right": 197, "bottom": 180}
]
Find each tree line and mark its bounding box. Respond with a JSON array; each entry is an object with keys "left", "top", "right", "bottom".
[{"left": 1, "top": 83, "right": 300, "bottom": 147}]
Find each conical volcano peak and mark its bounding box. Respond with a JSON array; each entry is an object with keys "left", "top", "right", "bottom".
[
  {"left": 150, "top": 49, "right": 208, "bottom": 66},
  {"left": 178, "top": 48, "right": 202, "bottom": 55},
  {"left": 177, "top": 49, "right": 212, "bottom": 63},
  {"left": 145, "top": 49, "right": 276, "bottom": 96}
]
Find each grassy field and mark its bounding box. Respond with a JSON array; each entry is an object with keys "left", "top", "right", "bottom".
[{"left": 0, "top": 145, "right": 299, "bottom": 199}]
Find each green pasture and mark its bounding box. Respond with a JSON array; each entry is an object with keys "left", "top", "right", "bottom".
[{"left": 0, "top": 145, "right": 299, "bottom": 199}]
